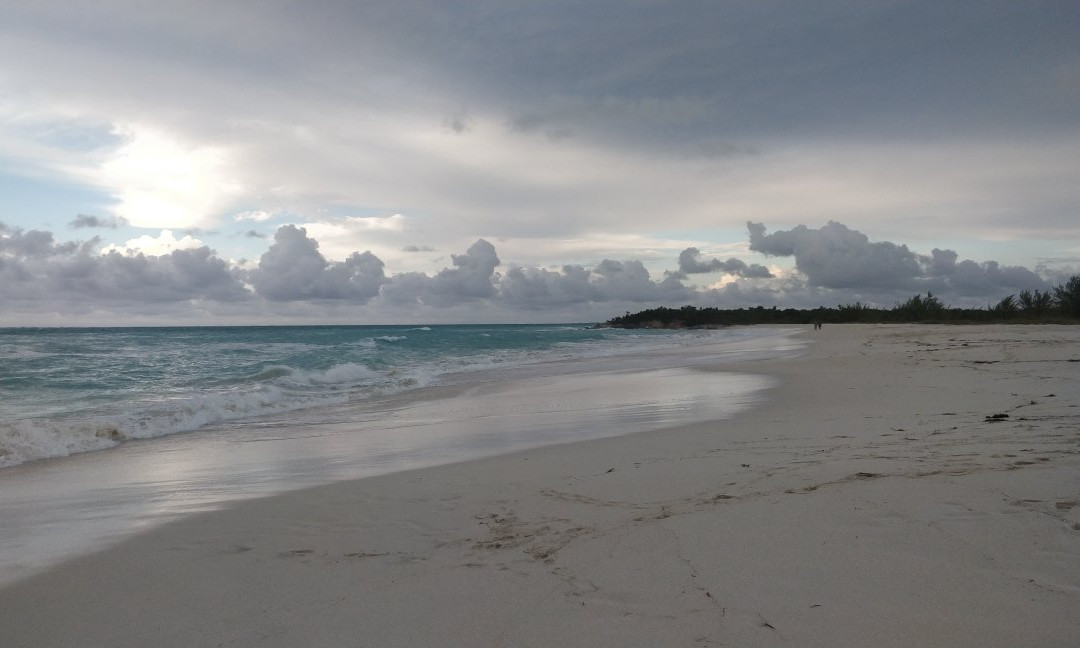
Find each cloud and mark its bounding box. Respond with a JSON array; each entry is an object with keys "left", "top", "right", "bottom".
[
  {"left": 381, "top": 239, "right": 501, "bottom": 307},
  {"left": 498, "top": 259, "right": 694, "bottom": 309},
  {"left": 676, "top": 247, "right": 773, "bottom": 279},
  {"left": 0, "top": 219, "right": 1068, "bottom": 324},
  {"left": 926, "top": 247, "right": 1050, "bottom": 295},
  {"left": 93, "top": 125, "right": 241, "bottom": 229},
  {"left": 444, "top": 115, "right": 470, "bottom": 133},
  {"left": 69, "top": 214, "right": 126, "bottom": 229},
  {"left": 235, "top": 211, "right": 274, "bottom": 222},
  {"left": 89, "top": 247, "right": 250, "bottom": 302},
  {"left": 402, "top": 245, "right": 435, "bottom": 252},
  {"left": 343, "top": 214, "right": 406, "bottom": 232},
  {"left": 0, "top": 1, "right": 1075, "bottom": 282},
  {"left": 747, "top": 221, "right": 1047, "bottom": 299},
  {"left": 0, "top": 224, "right": 79, "bottom": 263},
  {"left": 590, "top": 259, "right": 671, "bottom": 302},
  {"left": 748, "top": 221, "right": 922, "bottom": 289},
  {"left": 0, "top": 221, "right": 248, "bottom": 304},
  {"left": 498, "top": 265, "right": 596, "bottom": 308},
  {"left": 103, "top": 229, "right": 205, "bottom": 256},
  {"left": 249, "top": 225, "right": 387, "bottom": 302},
  {"left": 436, "top": 239, "right": 500, "bottom": 298}
]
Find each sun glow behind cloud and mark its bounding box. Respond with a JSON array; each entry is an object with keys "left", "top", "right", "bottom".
[{"left": 96, "top": 125, "right": 240, "bottom": 229}]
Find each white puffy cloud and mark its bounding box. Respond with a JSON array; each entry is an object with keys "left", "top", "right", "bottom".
[
  {"left": 347, "top": 214, "right": 406, "bottom": 232},
  {"left": 235, "top": 210, "right": 273, "bottom": 222},
  {"left": 103, "top": 229, "right": 205, "bottom": 256}
]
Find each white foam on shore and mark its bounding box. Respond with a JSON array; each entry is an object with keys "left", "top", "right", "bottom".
[{"left": 0, "top": 361, "right": 437, "bottom": 468}]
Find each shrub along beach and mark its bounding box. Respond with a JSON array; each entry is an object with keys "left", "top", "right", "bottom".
[{"left": 602, "top": 275, "right": 1080, "bottom": 328}]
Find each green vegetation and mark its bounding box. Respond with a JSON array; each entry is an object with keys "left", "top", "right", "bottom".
[{"left": 602, "top": 276, "right": 1080, "bottom": 328}]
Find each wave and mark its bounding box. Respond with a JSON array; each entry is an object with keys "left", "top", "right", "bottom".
[
  {"left": 0, "top": 360, "right": 429, "bottom": 468},
  {"left": 0, "top": 345, "right": 51, "bottom": 359},
  {"left": 0, "top": 385, "right": 337, "bottom": 468},
  {"left": 294, "top": 362, "right": 381, "bottom": 386}
]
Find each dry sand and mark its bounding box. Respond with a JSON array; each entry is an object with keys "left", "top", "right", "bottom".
[{"left": 2, "top": 324, "right": 1078, "bottom": 647}]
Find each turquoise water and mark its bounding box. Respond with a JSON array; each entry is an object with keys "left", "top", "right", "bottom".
[{"left": 0, "top": 324, "right": 739, "bottom": 467}]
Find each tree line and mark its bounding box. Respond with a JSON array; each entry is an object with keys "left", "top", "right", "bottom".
[{"left": 602, "top": 276, "right": 1080, "bottom": 328}]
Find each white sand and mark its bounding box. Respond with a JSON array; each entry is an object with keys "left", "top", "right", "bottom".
[{"left": 2, "top": 324, "right": 1078, "bottom": 647}]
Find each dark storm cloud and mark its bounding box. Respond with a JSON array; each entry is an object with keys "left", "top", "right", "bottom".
[
  {"left": 15, "top": 1, "right": 1071, "bottom": 158},
  {"left": 69, "top": 214, "right": 127, "bottom": 229},
  {"left": 747, "top": 221, "right": 1047, "bottom": 299},
  {"left": 676, "top": 247, "right": 773, "bottom": 279},
  {"left": 410, "top": 0, "right": 1079, "bottom": 146}
]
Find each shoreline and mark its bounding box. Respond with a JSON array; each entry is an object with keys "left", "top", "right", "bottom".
[
  {"left": 0, "top": 327, "right": 797, "bottom": 587},
  {"left": 0, "top": 324, "right": 794, "bottom": 470},
  {"left": 3, "top": 324, "right": 1079, "bottom": 646}
]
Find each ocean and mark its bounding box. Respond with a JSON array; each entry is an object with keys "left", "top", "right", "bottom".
[{"left": 0, "top": 323, "right": 803, "bottom": 583}]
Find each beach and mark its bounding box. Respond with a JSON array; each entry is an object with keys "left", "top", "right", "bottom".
[{"left": 2, "top": 323, "right": 1078, "bottom": 646}]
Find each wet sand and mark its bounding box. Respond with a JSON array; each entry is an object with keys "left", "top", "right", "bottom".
[{"left": 2, "top": 324, "right": 1078, "bottom": 647}]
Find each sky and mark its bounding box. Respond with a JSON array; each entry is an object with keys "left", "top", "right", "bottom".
[{"left": 1, "top": 0, "right": 1078, "bottom": 325}]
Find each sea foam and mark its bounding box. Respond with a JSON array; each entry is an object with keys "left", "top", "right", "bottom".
[{"left": 0, "top": 359, "right": 425, "bottom": 467}]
